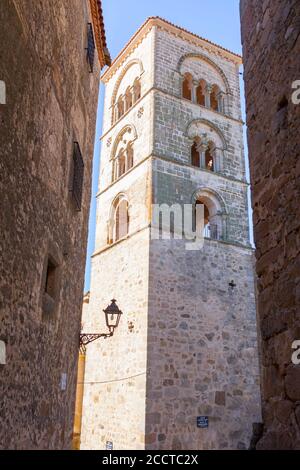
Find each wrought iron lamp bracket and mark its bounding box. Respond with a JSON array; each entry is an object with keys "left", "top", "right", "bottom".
[{"left": 79, "top": 332, "right": 113, "bottom": 354}]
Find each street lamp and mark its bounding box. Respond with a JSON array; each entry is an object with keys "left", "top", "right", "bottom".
[
  {"left": 79, "top": 299, "right": 122, "bottom": 353},
  {"left": 104, "top": 298, "right": 123, "bottom": 333}
]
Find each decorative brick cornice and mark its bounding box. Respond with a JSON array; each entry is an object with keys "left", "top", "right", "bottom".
[
  {"left": 101, "top": 16, "right": 242, "bottom": 83},
  {"left": 89, "top": 0, "right": 111, "bottom": 68}
]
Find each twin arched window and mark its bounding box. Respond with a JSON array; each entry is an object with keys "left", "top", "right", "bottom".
[
  {"left": 182, "top": 73, "right": 224, "bottom": 113},
  {"left": 109, "top": 195, "right": 129, "bottom": 244},
  {"left": 113, "top": 78, "right": 141, "bottom": 123},
  {"left": 111, "top": 126, "right": 136, "bottom": 182},
  {"left": 113, "top": 143, "right": 134, "bottom": 181},
  {"left": 191, "top": 138, "right": 217, "bottom": 172}
]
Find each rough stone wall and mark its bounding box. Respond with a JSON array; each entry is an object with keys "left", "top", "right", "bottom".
[
  {"left": 0, "top": 0, "right": 101, "bottom": 449},
  {"left": 146, "top": 239, "right": 260, "bottom": 450},
  {"left": 240, "top": 0, "right": 300, "bottom": 449}
]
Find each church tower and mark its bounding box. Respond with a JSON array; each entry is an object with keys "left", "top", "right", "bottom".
[{"left": 80, "top": 17, "right": 261, "bottom": 450}]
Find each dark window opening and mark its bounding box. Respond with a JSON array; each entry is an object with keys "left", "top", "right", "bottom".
[
  {"left": 196, "top": 85, "right": 205, "bottom": 106},
  {"left": 45, "top": 258, "right": 56, "bottom": 299},
  {"left": 205, "top": 148, "right": 214, "bottom": 171},
  {"left": 71, "top": 142, "right": 84, "bottom": 211},
  {"left": 42, "top": 252, "right": 61, "bottom": 318},
  {"left": 195, "top": 200, "right": 220, "bottom": 240},
  {"left": 182, "top": 74, "right": 192, "bottom": 101},
  {"left": 211, "top": 92, "right": 218, "bottom": 111},
  {"left": 86, "top": 23, "right": 95, "bottom": 73},
  {"left": 191, "top": 142, "right": 200, "bottom": 167},
  {"left": 210, "top": 85, "right": 220, "bottom": 112},
  {"left": 125, "top": 88, "right": 133, "bottom": 111},
  {"left": 277, "top": 95, "right": 288, "bottom": 111},
  {"left": 117, "top": 96, "right": 125, "bottom": 119},
  {"left": 133, "top": 79, "right": 141, "bottom": 102}
]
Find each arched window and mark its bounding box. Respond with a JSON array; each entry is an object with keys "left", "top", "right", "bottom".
[
  {"left": 109, "top": 195, "right": 129, "bottom": 243},
  {"left": 191, "top": 139, "right": 200, "bottom": 167},
  {"left": 195, "top": 200, "right": 210, "bottom": 234},
  {"left": 187, "top": 120, "right": 226, "bottom": 173},
  {"left": 117, "top": 95, "right": 125, "bottom": 119},
  {"left": 182, "top": 73, "right": 193, "bottom": 101},
  {"left": 113, "top": 79, "right": 141, "bottom": 123},
  {"left": 194, "top": 191, "right": 225, "bottom": 241},
  {"left": 210, "top": 84, "right": 220, "bottom": 112},
  {"left": 195, "top": 200, "right": 218, "bottom": 239},
  {"left": 191, "top": 138, "right": 216, "bottom": 172},
  {"left": 111, "top": 126, "right": 137, "bottom": 182},
  {"left": 125, "top": 87, "right": 133, "bottom": 111},
  {"left": 133, "top": 78, "right": 141, "bottom": 102},
  {"left": 196, "top": 79, "right": 206, "bottom": 106},
  {"left": 112, "top": 143, "right": 134, "bottom": 182},
  {"left": 111, "top": 60, "right": 144, "bottom": 122}
]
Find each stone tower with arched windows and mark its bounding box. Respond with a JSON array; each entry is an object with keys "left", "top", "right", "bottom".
[{"left": 80, "top": 17, "right": 261, "bottom": 450}]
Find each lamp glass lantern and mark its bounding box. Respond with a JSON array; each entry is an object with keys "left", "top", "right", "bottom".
[{"left": 103, "top": 299, "right": 123, "bottom": 334}]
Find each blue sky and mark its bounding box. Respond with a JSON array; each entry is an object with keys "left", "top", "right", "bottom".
[{"left": 84, "top": 0, "right": 249, "bottom": 292}]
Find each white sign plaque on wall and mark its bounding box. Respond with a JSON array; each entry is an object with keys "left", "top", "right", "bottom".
[
  {"left": 0, "top": 340, "right": 6, "bottom": 365},
  {"left": 0, "top": 81, "right": 6, "bottom": 105},
  {"left": 60, "top": 373, "right": 67, "bottom": 391}
]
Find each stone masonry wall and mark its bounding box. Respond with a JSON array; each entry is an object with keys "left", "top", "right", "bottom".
[
  {"left": 154, "top": 28, "right": 243, "bottom": 121},
  {"left": 153, "top": 93, "right": 246, "bottom": 182},
  {"left": 152, "top": 160, "right": 250, "bottom": 254},
  {"left": 0, "top": 0, "right": 101, "bottom": 449},
  {"left": 80, "top": 229, "right": 150, "bottom": 450},
  {"left": 240, "top": 0, "right": 300, "bottom": 449},
  {"left": 146, "top": 238, "right": 261, "bottom": 450}
]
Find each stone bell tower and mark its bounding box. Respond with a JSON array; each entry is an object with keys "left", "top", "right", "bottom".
[{"left": 80, "top": 17, "right": 262, "bottom": 450}]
